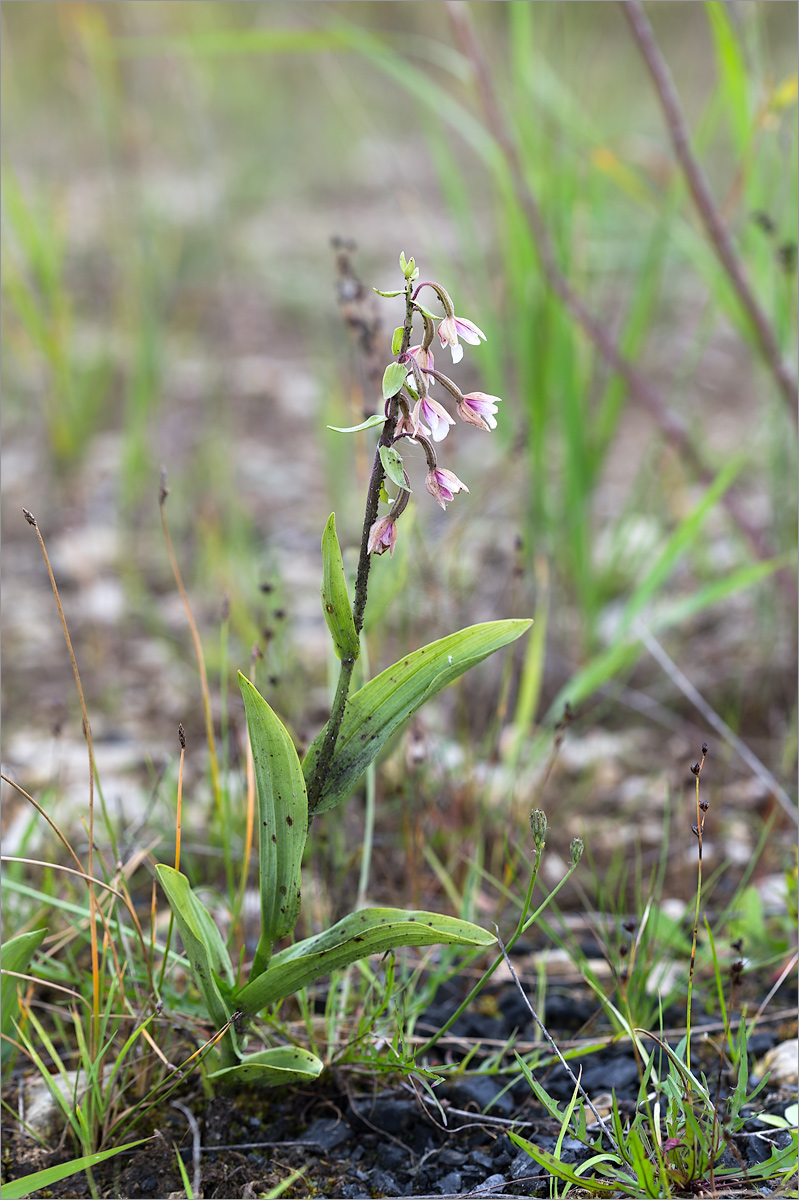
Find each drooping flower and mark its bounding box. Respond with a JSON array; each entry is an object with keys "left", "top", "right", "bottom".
[
  {"left": 425, "top": 467, "right": 469, "bottom": 510},
  {"left": 406, "top": 343, "right": 435, "bottom": 382},
  {"left": 412, "top": 394, "right": 456, "bottom": 442},
  {"left": 437, "top": 315, "right": 486, "bottom": 364},
  {"left": 457, "top": 391, "right": 501, "bottom": 431},
  {"left": 367, "top": 514, "right": 398, "bottom": 556},
  {"left": 394, "top": 407, "right": 419, "bottom": 440}
]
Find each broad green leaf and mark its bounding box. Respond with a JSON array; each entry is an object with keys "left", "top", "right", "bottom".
[
  {"left": 373, "top": 287, "right": 404, "bottom": 298},
  {"left": 0, "top": 1136, "right": 156, "bottom": 1200},
  {"left": 302, "top": 619, "right": 531, "bottom": 815},
  {"left": 239, "top": 674, "right": 308, "bottom": 976},
  {"left": 155, "top": 865, "right": 233, "bottom": 1037},
  {"left": 207, "top": 1045, "right": 324, "bottom": 1086},
  {"left": 382, "top": 361, "right": 409, "bottom": 400},
  {"left": 320, "top": 514, "right": 359, "bottom": 662},
  {"left": 379, "top": 444, "right": 409, "bottom": 491},
  {"left": 327, "top": 413, "right": 385, "bottom": 434},
  {"left": 235, "top": 907, "right": 495, "bottom": 1017},
  {"left": 391, "top": 326, "right": 404, "bottom": 354},
  {"left": 1, "top": 928, "right": 47, "bottom": 1055}
]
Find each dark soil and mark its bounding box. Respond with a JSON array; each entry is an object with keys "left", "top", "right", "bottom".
[{"left": 4, "top": 974, "right": 796, "bottom": 1199}]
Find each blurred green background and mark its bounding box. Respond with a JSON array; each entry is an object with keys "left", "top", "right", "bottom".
[{"left": 2, "top": 1, "right": 797, "bottom": 908}]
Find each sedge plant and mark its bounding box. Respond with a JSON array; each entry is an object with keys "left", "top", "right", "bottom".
[
  {"left": 155, "top": 252, "right": 532, "bottom": 1086},
  {"left": 506, "top": 746, "right": 798, "bottom": 1197}
]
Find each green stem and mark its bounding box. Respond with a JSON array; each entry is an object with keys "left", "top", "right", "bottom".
[{"left": 356, "top": 632, "right": 375, "bottom": 908}]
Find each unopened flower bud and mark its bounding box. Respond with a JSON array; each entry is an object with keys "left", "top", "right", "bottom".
[
  {"left": 529, "top": 809, "right": 547, "bottom": 848},
  {"left": 570, "top": 837, "right": 584, "bottom": 866}
]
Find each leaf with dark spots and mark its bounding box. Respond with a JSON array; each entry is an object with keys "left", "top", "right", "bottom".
[
  {"left": 234, "top": 907, "right": 495, "bottom": 1017},
  {"left": 302, "top": 620, "right": 532, "bottom": 815}
]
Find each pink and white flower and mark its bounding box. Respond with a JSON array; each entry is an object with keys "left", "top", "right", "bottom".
[
  {"left": 425, "top": 467, "right": 470, "bottom": 511},
  {"left": 367, "top": 515, "right": 399, "bottom": 556},
  {"left": 412, "top": 394, "right": 456, "bottom": 442},
  {"left": 406, "top": 344, "right": 435, "bottom": 382},
  {"left": 457, "top": 391, "right": 501, "bottom": 431},
  {"left": 437, "top": 315, "right": 486, "bottom": 364}
]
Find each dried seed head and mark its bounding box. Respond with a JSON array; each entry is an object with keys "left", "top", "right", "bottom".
[
  {"left": 570, "top": 837, "right": 584, "bottom": 866},
  {"left": 690, "top": 762, "right": 701, "bottom": 776},
  {"left": 691, "top": 824, "right": 700, "bottom": 838},
  {"left": 699, "top": 799, "right": 709, "bottom": 812},
  {"left": 620, "top": 943, "right": 630, "bottom": 958},
  {"left": 178, "top": 723, "right": 186, "bottom": 750},
  {"left": 729, "top": 960, "right": 744, "bottom": 986},
  {"left": 529, "top": 809, "right": 548, "bottom": 848},
  {"left": 731, "top": 938, "right": 744, "bottom": 954},
  {"left": 622, "top": 920, "right": 637, "bottom": 933}
]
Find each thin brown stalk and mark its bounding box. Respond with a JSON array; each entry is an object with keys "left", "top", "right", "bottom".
[
  {"left": 158, "top": 474, "right": 222, "bottom": 818},
  {"left": 175, "top": 725, "right": 186, "bottom": 871},
  {"left": 1, "top": 774, "right": 84, "bottom": 874},
  {"left": 686, "top": 742, "right": 709, "bottom": 1073},
  {"left": 157, "top": 724, "right": 187, "bottom": 996},
  {"left": 622, "top": 0, "right": 798, "bottom": 423},
  {"left": 22, "top": 509, "right": 100, "bottom": 1056},
  {"left": 443, "top": 5, "right": 795, "bottom": 604}
]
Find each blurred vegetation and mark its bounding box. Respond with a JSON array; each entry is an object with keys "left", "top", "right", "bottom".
[{"left": 2, "top": 0, "right": 797, "bottom": 881}]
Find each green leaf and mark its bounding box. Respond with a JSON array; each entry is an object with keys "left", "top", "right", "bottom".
[
  {"left": 327, "top": 414, "right": 385, "bottom": 434},
  {"left": 1, "top": 928, "right": 47, "bottom": 1053},
  {"left": 0, "top": 1136, "right": 157, "bottom": 1200},
  {"left": 412, "top": 300, "right": 439, "bottom": 321},
  {"left": 235, "top": 907, "right": 495, "bottom": 1017},
  {"left": 239, "top": 674, "right": 308, "bottom": 976},
  {"left": 373, "top": 287, "right": 405, "bottom": 298},
  {"left": 391, "top": 326, "right": 404, "bottom": 355},
  {"left": 320, "top": 513, "right": 360, "bottom": 662},
  {"left": 207, "top": 1045, "right": 324, "bottom": 1086},
  {"left": 302, "top": 620, "right": 531, "bottom": 815},
  {"left": 155, "top": 866, "right": 233, "bottom": 1037},
  {"left": 382, "top": 361, "right": 409, "bottom": 400},
  {"left": 507, "top": 1131, "right": 623, "bottom": 1195},
  {"left": 379, "top": 444, "right": 409, "bottom": 491}
]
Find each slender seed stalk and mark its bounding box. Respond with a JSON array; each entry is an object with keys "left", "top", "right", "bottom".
[
  {"left": 23, "top": 509, "right": 101, "bottom": 1058},
  {"left": 419, "top": 831, "right": 582, "bottom": 1057},
  {"left": 158, "top": 477, "right": 224, "bottom": 851},
  {"left": 686, "top": 742, "right": 708, "bottom": 1073}
]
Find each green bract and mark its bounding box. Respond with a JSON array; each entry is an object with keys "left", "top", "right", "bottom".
[
  {"left": 382, "top": 360, "right": 409, "bottom": 400},
  {"left": 327, "top": 413, "right": 386, "bottom": 433},
  {"left": 379, "top": 444, "right": 408, "bottom": 491}
]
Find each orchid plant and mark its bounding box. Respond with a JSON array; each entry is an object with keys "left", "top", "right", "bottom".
[{"left": 156, "top": 253, "right": 531, "bottom": 1087}]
